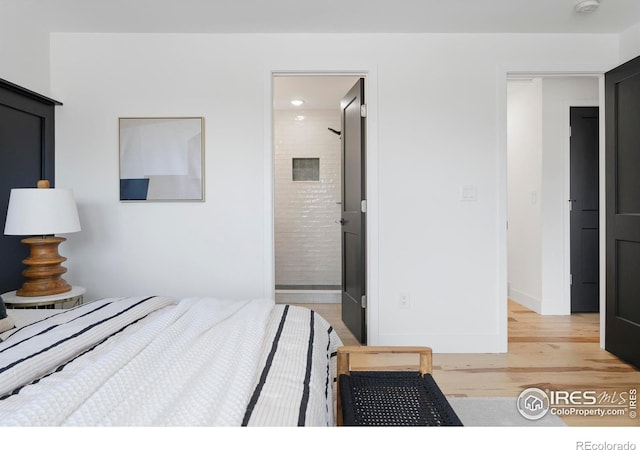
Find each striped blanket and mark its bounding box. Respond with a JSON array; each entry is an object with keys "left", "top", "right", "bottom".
[{"left": 0, "top": 296, "right": 341, "bottom": 426}]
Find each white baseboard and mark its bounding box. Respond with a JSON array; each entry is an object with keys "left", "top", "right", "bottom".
[
  {"left": 509, "top": 288, "right": 542, "bottom": 314},
  {"left": 275, "top": 291, "right": 340, "bottom": 304}
]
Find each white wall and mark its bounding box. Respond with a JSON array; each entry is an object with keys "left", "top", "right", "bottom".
[
  {"left": 507, "top": 78, "right": 543, "bottom": 312},
  {"left": 274, "top": 109, "right": 341, "bottom": 288},
  {"left": 0, "top": 14, "right": 50, "bottom": 95},
  {"left": 50, "top": 32, "right": 619, "bottom": 352},
  {"left": 620, "top": 21, "right": 640, "bottom": 64}
]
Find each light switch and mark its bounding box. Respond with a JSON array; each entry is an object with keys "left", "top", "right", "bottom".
[{"left": 460, "top": 185, "right": 478, "bottom": 202}]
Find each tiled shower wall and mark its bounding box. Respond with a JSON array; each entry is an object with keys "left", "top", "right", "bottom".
[{"left": 274, "top": 109, "right": 342, "bottom": 288}]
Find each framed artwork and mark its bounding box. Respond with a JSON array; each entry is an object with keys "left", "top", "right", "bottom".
[{"left": 119, "top": 117, "right": 204, "bottom": 201}]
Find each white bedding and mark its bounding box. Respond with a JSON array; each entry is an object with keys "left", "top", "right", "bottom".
[{"left": 0, "top": 296, "right": 342, "bottom": 427}]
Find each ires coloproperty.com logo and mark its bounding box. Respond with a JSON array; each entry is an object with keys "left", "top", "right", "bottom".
[{"left": 517, "top": 387, "right": 638, "bottom": 420}]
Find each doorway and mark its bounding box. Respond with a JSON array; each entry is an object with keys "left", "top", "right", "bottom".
[
  {"left": 272, "top": 75, "right": 352, "bottom": 305},
  {"left": 272, "top": 75, "right": 367, "bottom": 342},
  {"left": 506, "top": 75, "right": 600, "bottom": 318}
]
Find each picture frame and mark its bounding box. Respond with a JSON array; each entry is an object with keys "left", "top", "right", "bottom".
[{"left": 119, "top": 117, "right": 204, "bottom": 201}]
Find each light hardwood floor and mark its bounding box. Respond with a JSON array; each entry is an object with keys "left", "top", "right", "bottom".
[{"left": 296, "top": 300, "right": 640, "bottom": 427}]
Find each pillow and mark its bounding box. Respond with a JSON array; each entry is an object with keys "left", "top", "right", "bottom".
[{"left": 0, "top": 297, "right": 15, "bottom": 334}]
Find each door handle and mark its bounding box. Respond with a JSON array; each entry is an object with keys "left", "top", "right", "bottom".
[{"left": 335, "top": 218, "right": 345, "bottom": 225}]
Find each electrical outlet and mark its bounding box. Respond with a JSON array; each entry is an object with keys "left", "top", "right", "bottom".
[{"left": 398, "top": 293, "right": 410, "bottom": 309}]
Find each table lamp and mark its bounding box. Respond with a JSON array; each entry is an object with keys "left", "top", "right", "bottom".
[{"left": 4, "top": 180, "right": 81, "bottom": 297}]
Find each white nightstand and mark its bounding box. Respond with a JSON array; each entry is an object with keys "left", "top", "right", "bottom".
[{"left": 1, "top": 286, "right": 85, "bottom": 309}]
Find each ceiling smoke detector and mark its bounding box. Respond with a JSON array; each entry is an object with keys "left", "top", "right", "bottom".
[{"left": 575, "top": 0, "right": 600, "bottom": 14}]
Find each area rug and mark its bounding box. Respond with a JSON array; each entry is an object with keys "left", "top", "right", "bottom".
[{"left": 446, "top": 397, "right": 567, "bottom": 427}]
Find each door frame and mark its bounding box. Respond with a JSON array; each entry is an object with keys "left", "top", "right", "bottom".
[
  {"left": 264, "top": 67, "right": 380, "bottom": 344},
  {"left": 499, "top": 66, "right": 607, "bottom": 348}
]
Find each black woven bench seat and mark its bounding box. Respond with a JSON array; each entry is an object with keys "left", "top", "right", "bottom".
[{"left": 339, "top": 371, "right": 463, "bottom": 426}]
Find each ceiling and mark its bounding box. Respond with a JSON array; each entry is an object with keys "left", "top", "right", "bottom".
[
  {"left": 273, "top": 76, "right": 360, "bottom": 111},
  {"left": 6, "top": 0, "right": 640, "bottom": 34}
]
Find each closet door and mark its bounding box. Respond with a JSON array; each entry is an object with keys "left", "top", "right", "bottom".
[
  {"left": 0, "top": 79, "right": 61, "bottom": 294},
  {"left": 605, "top": 55, "right": 640, "bottom": 368}
]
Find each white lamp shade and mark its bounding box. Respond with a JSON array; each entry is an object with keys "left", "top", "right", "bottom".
[{"left": 4, "top": 188, "right": 81, "bottom": 236}]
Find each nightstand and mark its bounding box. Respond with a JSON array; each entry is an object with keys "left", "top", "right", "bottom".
[{"left": 0, "top": 286, "right": 85, "bottom": 309}]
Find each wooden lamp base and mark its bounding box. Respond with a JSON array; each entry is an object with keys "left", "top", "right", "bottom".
[{"left": 16, "top": 236, "right": 72, "bottom": 297}]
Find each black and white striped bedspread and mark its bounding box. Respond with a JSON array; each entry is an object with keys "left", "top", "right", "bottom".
[
  {"left": 0, "top": 297, "right": 342, "bottom": 426},
  {"left": 0, "top": 295, "right": 176, "bottom": 400},
  {"left": 243, "top": 304, "right": 343, "bottom": 426}
]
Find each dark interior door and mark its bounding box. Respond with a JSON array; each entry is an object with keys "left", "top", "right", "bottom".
[
  {"left": 340, "top": 78, "right": 366, "bottom": 344},
  {"left": 0, "top": 79, "right": 60, "bottom": 294},
  {"left": 605, "top": 55, "right": 640, "bottom": 368},
  {"left": 570, "top": 106, "right": 599, "bottom": 313}
]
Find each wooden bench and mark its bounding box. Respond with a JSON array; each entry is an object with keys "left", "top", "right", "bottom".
[{"left": 336, "top": 346, "right": 463, "bottom": 426}]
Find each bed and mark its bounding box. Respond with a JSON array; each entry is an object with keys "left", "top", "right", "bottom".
[{"left": 0, "top": 296, "right": 342, "bottom": 426}]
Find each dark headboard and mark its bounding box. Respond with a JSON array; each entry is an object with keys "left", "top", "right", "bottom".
[{"left": 0, "top": 78, "right": 62, "bottom": 293}]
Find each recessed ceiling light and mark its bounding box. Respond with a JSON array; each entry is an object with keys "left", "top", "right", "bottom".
[
  {"left": 575, "top": 0, "right": 600, "bottom": 14},
  {"left": 290, "top": 99, "right": 304, "bottom": 106},
  {"left": 294, "top": 115, "right": 305, "bottom": 121}
]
